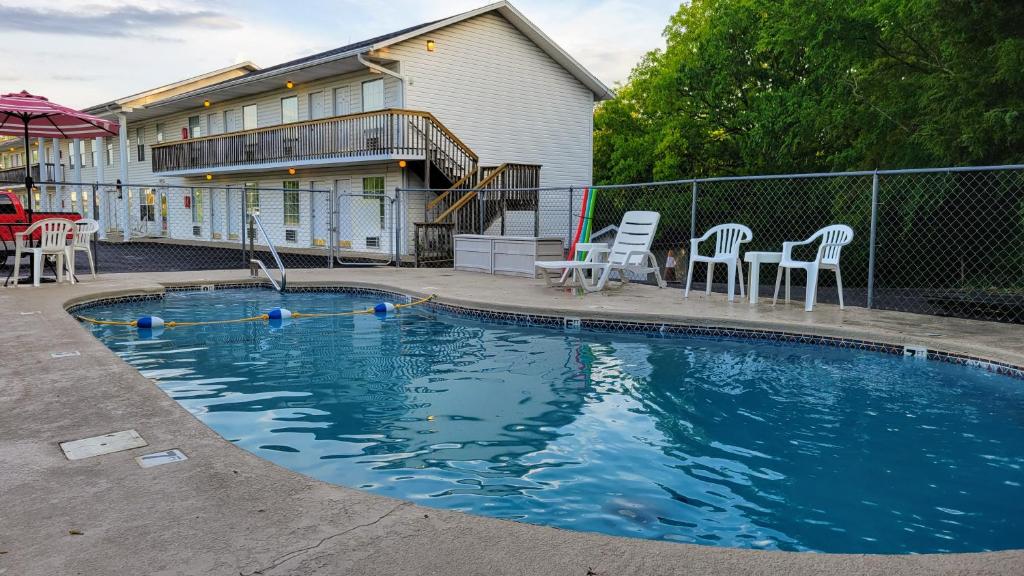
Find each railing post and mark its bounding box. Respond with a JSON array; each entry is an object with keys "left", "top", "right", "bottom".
[
  {"left": 477, "top": 189, "right": 485, "bottom": 234},
  {"left": 248, "top": 213, "right": 257, "bottom": 277},
  {"left": 567, "top": 186, "right": 574, "bottom": 249},
  {"left": 690, "top": 181, "right": 698, "bottom": 240},
  {"left": 867, "top": 171, "right": 880, "bottom": 309}
]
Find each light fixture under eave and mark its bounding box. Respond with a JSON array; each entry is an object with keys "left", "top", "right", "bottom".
[
  {"left": 426, "top": 39, "right": 436, "bottom": 52},
  {"left": 398, "top": 160, "right": 407, "bottom": 168},
  {"left": 205, "top": 174, "right": 213, "bottom": 181},
  {"left": 287, "top": 167, "right": 296, "bottom": 175},
  {"left": 285, "top": 80, "right": 295, "bottom": 89},
  {"left": 203, "top": 100, "right": 211, "bottom": 107}
]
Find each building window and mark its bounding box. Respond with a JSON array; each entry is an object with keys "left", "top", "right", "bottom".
[
  {"left": 91, "top": 141, "right": 98, "bottom": 167},
  {"left": 242, "top": 105, "right": 257, "bottom": 131},
  {"left": 188, "top": 116, "right": 202, "bottom": 139},
  {"left": 244, "top": 182, "right": 259, "bottom": 215},
  {"left": 140, "top": 189, "right": 156, "bottom": 222},
  {"left": 105, "top": 140, "right": 114, "bottom": 166},
  {"left": 135, "top": 127, "right": 145, "bottom": 161},
  {"left": 80, "top": 141, "right": 88, "bottom": 167},
  {"left": 191, "top": 188, "right": 204, "bottom": 223},
  {"left": 207, "top": 113, "right": 217, "bottom": 136},
  {"left": 156, "top": 123, "right": 164, "bottom": 143},
  {"left": 281, "top": 96, "right": 298, "bottom": 124},
  {"left": 67, "top": 142, "right": 75, "bottom": 169},
  {"left": 361, "top": 79, "right": 384, "bottom": 112},
  {"left": 283, "top": 180, "right": 300, "bottom": 226},
  {"left": 363, "top": 175, "right": 386, "bottom": 228}
]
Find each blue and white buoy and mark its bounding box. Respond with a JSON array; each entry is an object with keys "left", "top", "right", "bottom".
[
  {"left": 136, "top": 316, "right": 164, "bottom": 329},
  {"left": 267, "top": 307, "right": 292, "bottom": 320},
  {"left": 373, "top": 302, "right": 396, "bottom": 315}
]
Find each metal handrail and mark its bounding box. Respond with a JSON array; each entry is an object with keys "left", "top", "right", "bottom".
[{"left": 248, "top": 213, "right": 286, "bottom": 292}]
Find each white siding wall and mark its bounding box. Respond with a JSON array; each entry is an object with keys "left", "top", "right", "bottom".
[{"left": 391, "top": 12, "right": 595, "bottom": 187}]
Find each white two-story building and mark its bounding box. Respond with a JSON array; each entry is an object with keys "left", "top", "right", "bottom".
[{"left": 0, "top": 1, "right": 611, "bottom": 260}]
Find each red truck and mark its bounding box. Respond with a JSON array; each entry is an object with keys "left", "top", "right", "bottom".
[{"left": 0, "top": 190, "right": 82, "bottom": 242}]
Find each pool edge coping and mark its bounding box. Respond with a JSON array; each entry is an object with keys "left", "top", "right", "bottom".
[{"left": 66, "top": 279, "right": 1024, "bottom": 381}]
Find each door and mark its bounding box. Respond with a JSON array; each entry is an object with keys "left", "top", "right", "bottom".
[
  {"left": 224, "top": 109, "right": 240, "bottom": 133},
  {"left": 334, "top": 177, "right": 352, "bottom": 251},
  {"left": 333, "top": 86, "right": 350, "bottom": 116},
  {"left": 310, "top": 180, "right": 330, "bottom": 248},
  {"left": 227, "top": 186, "right": 241, "bottom": 240},
  {"left": 309, "top": 91, "right": 326, "bottom": 120},
  {"left": 356, "top": 176, "right": 385, "bottom": 251}
]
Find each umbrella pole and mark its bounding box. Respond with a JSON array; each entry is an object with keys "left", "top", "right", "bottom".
[{"left": 22, "top": 119, "right": 33, "bottom": 221}]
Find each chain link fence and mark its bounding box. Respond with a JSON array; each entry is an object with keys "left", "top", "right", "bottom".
[
  {"left": 399, "top": 165, "right": 1024, "bottom": 323},
  {"left": 3, "top": 181, "right": 400, "bottom": 279}
]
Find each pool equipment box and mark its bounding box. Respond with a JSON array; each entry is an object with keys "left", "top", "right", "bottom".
[{"left": 454, "top": 235, "right": 564, "bottom": 277}]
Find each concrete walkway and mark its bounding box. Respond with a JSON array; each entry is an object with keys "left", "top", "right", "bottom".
[{"left": 1, "top": 268, "right": 1021, "bottom": 576}]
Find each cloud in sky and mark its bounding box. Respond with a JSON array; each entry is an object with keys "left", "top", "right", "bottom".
[{"left": 2, "top": 0, "right": 679, "bottom": 108}]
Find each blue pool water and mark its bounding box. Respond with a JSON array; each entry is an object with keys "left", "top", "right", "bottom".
[{"left": 79, "top": 288, "right": 1024, "bottom": 554}]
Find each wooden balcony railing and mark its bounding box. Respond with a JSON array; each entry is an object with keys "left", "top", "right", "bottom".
[
  {"left": 151, "top": 109, "right": 478, "bottom": 177},
  {"left": 0, "top": 165, "right": 45, "bottom": 184}
]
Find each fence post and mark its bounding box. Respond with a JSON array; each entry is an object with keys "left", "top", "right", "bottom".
[
  {"left": 567, "top": 186, "right": 574, "bottom": 249},
  {"left": 328, "top": 189, "right": 335, "bottom": 269},
  {"left": 240, "top": 190, "right": 247, "bottom": 269},
  {"left": 690, "top": 181, "right": 698, "bottom": 240},
  {"left": 867, "top": 171, "right": 879, "bottom": 309},
  {"left": 393, "top": 187, "right": 401, "bottom": 267}
]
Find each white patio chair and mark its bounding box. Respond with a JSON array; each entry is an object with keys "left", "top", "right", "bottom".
[
  {"left": 773, "top": 224, "right": 854, "bottom": 311},
  {"left": 684, "top": 223, "right": 752, "bottom": 302},
  {"left": 536, "top": 211, "right": 667, "bottom": 293},
  {"left": 13, "top": 218, "right": 76, "bottom": 287},
  {"left": 72, "top": 218, "right": 99, "bottom": 279}
]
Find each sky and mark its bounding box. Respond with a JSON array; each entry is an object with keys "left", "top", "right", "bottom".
[{"left": 0, "top": 0, "right": 680, "bottom": 109}]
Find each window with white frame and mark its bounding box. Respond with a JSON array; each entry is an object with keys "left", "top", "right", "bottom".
[
  {"left": 191, "top": 188, "right": 204, "bottom": 224},
  {"left": 188, "top": 116, "right": 202, "bottom": 139},
  {"left": 140, "top": 188, "right": 156, "bottom": 221},
  {"left": 156, "top": 123, "right": 164, "bottom": 143},
  {"left": 67, "top": 142, "right": 75, "bottom": 168},
  {"left": 80, "top": 141, "right": 88, "bottom": 167},
  {"left": 361, "top": 79, "right": 384, "bottom": 112},
  {"left": 244, "top": 182, "right": 259, "bottom": 215},
  {"left": 135, "top": 127, "right": 145, "bottom": 161},
  {"left": 105, "top": 140, "right": 114, "bottom": 165},
  {"left": 283, "top": 180, "right": 300, "bottom": 226},
  {"left": 363, "top": 175, "right": 386, "bottom": 228},
  {"left": 242, "top": 105, "right": 257, "bottom": 131},
  {"left": 281, "top": 96, "right": 298, "bottom": 124}
]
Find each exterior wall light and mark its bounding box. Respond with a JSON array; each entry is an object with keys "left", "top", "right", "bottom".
[
  {"left": 285, "top": 80, "right": 295, "bottom": 89},
  {"left": 205, "top": 174, "right": 213, "bottom": 180},
  {"left": 426, "top": 39, "right": 436, "bottom": 52},
  {"left": 398, "top": 160, "right": 407, "bottom": 168},
  {"left": 288, "top": 167, "right": 297, "bottom": 175},
  {"left": 203, "top": 100, "right": 211, "bottom": 107}
]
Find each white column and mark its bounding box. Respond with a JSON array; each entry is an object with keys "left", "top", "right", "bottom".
[
  {"left": 95, "top": 136, "right": 106, "bottom": 238},
  {"left": 118, "top": 113, "right": 130, "bottom": 240},
  {"left": 36, "top": 138, "right": 46, "bottom": 210},
  {"left": 72, "top": 139, "right": 83, "bottom": 216},
  {"left": 51, "top": 138, "right": 62, "bottom": 210}
]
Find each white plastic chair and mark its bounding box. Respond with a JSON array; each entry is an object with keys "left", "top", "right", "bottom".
[
  {"left": 72, "top": 219, "right": 99, "bottom": 279},
  {"left": 13, "top": 218, "right": 76, "bottom": 287},
  {"left": 773, "top": 224, "right": 854, "bottom": 311},
  {"left": 685, "top": 223, "right": 752, "bottom": 302},
  {"left": 536, "top": 211, "right": 667, "bottom": 293}
]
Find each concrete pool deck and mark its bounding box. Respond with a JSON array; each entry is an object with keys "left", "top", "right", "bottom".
[{"left": 1, "top": 267, "right": 1021, "bottom": 575}]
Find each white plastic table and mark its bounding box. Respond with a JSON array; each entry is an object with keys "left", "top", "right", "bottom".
[{"left": 743, "top": 251, "right": 786, "bottom": 305}]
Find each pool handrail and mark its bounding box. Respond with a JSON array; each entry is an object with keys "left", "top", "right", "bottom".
[{"left": 248, "top": 213, "right": 286, "bottom": 292}]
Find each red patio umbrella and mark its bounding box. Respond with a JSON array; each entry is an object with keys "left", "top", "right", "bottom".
[{"left": 0, "top": 90, "right": 120, "bottom": 217}]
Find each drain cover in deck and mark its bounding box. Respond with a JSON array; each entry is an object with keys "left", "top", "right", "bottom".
[
  {"left": 60, "top": 430, "right": 148, "bottom": 460},
  {"left": 135, "top": 449, "right": 187, "bottom": 468}
]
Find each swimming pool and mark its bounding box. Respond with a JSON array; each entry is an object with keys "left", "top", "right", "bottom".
[{"left": 78, "top": 287, "right": 1024, "bottom": 554}]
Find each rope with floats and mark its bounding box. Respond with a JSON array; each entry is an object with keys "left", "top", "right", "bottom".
[{"left": 75, "top": 294, "right": 436, "bottom": 331}]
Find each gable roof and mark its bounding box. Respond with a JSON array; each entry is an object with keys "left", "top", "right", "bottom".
[{"left": 142, "top": 1, "right": 611, "bottom": 114}]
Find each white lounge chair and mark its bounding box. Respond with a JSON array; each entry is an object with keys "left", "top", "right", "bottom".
[
  {"left": 773, "top": 224, "right": 854, "bottom": 311},
  {"left": 536, "top": 211, "right": 666, "bottom": 293},
  {"left": 71, "top": 218, "right": 99, "bottom": 279},
  {"left": 685, "top": 223, "right": 752, "bottom": 302},
  {"left": 13, "top": 218, "right": 76, "bottom": 287}
]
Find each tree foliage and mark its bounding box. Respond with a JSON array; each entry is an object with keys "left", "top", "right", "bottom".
[{"left": 594, "top": 0, "right": 1024, "bottom": 184}]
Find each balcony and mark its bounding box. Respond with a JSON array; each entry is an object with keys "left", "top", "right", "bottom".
[
  {"left": 0, "top": 164, "right": 55, "bottom": 186},
  {"left": 151, "top": 108, "right": 478, "bottom": 178}
]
